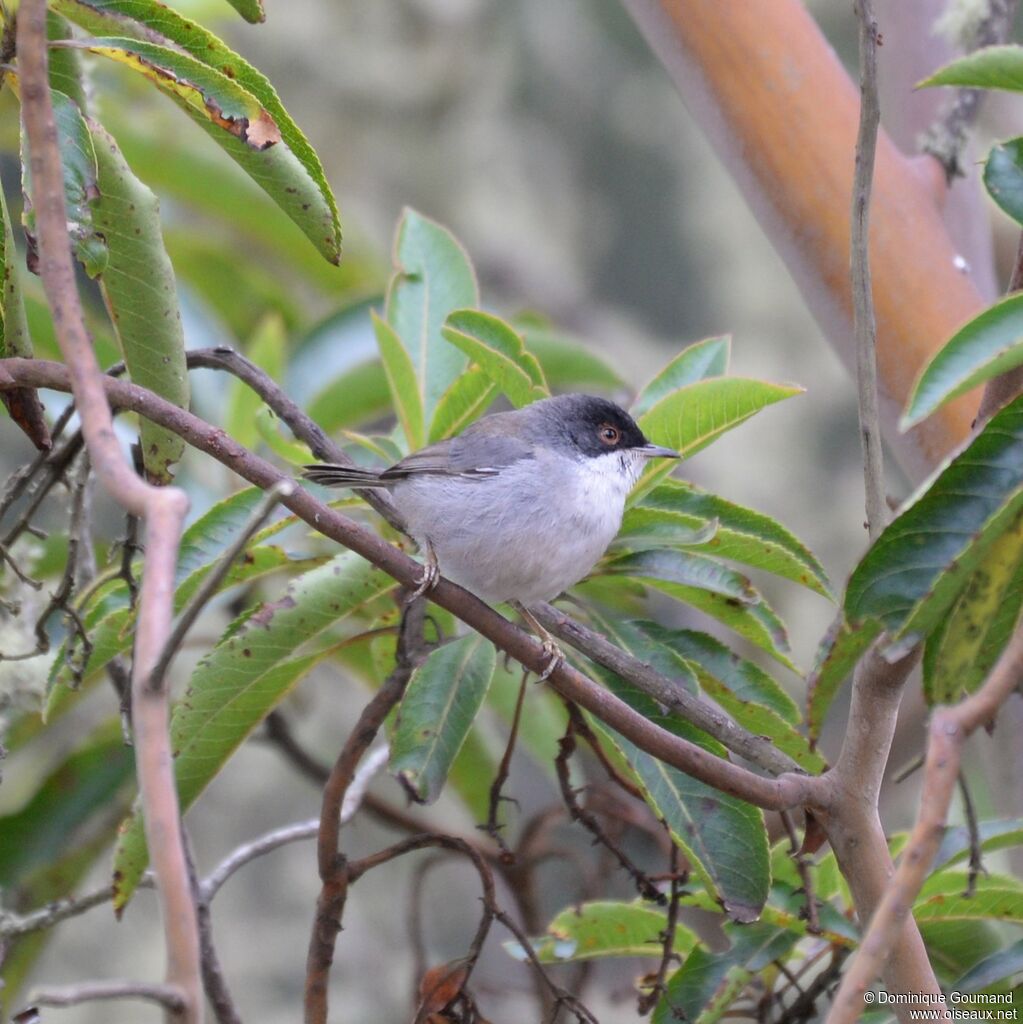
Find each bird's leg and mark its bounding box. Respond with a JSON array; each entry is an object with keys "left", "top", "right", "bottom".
[
  {"left": 409, "top": 538, "right": 440, "bottom": 600},
  {"left": 512, "top": 602, "right": 564, "bottom": 681}
]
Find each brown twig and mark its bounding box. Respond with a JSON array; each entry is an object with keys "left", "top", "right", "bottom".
[
  {"left": 24, "top": 981, "right": 186, "bottom": 1014},
  {"left": 826, "top": 627, "right": 1023, "bottom": 1024},
  {"left": 957, "top": 772, "right": 983, "bottom": 898},
  {"left": 851, "top": 0, "right": 888, "bottom": 542},
  {"left": 780, "top": 810, "right": 820, "bottom": 934},
  {"left": 637, "top": 843, "right": 684, "bottom": 1015},
  {"left": 482, "top": 666, "right": 528, "bottom": 860},
  {"left": 304, "top": 597, "right": 426, "bottom": 1024},
  {"left": 0, "top": 357, "right": 819, "bottom": 815},
  {"left": 17, "top": 1, "right": 198, "bottom": 1016}
]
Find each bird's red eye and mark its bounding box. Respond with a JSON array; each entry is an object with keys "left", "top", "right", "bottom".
[{"left": 599, "top": 424, "right": 620, "bottom": 445}]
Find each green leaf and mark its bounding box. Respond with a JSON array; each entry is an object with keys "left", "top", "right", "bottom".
[
  {"left": 88, "top": 119, "right": 189, "bottom": 483},
  {"left": 520, "top": 325, "right": 626, "bottom": 391},
  {"left": 22, "top": 89, "right": 107, "bottom": 278},
  {"left": 605, "top": 550, "right": 796, "bottom": 670},
  {"left": 440, "top": 309, "right": 548, "bottom": 409},
  {"left": 506, "top": 901, "right": 697, "bottom": 964},
  {"left": 633, "top": 377, "right": 803, "bottom": 500},
  {"left": 67, "top": 32, "right": 340, "bottom": 263},
  {"left": 805, "top": 617, "right": 882, "bottom": 740},
  {"left": 487, "top": 661, "right": 567, "bottom": 776},
  {"left": 586, "top": 619, "right": 771, "bottom": 922},
  {"left": 52, "top": 0, "right": 337, "bottom": 259},
  {"left": 113, "top": 552, "right": 395, "bottom": 907},
  {"left": 924, "top": 510, "right": 1023, "bottom": 704},
  {"left": 631, "top": 336, "right": 730, "bottom": 418},
  {"left": 0, "top": 186, "right": 32, "bottom": 361},
  {"left": 445, "top": 728, "right": 498, "bottom": 823},
  {"left": 935, "top": 819, "right": 1023, "bottom": 871},
  {"left": 373, "top": 309, "right": 425, "bottom": 450},
  {"left": 428, "top": 367, "right": 498, "bottom": 441},
  {"left": 845, "top": 396, "right": 1023, "bottom": 640},
  {"left": 654, "top": 922, "right": 799, "bottom": 1024},
  {"left": 225, "top": 313, "right": 287, "bottom": 450},
  {"left": 623, "top": 479, "right": 832, "bottom": 597},
  {"left": 985, "top": 139, "right": 1023, "bottom": 226},
  {"left": 914, "top": 888, "right": 1023, "bottom": 926},
  {"left": 47, "top": 12, "right": 88, "bottom": 111},
  {"left": 904, "top": 294, "right": 1023, "bottom": 428},
  {"left": 638, "top": 624, "right": 824, "bottom": 773},
  {"left": 307, "top": 360, "right": 393, "bottom": 434},
  {"left": 390, "top": 635, "right": 497, "bottom": 804},
  {"left": 955, "top": 938, "right": 1023, "bottom": 992},
  {"left": 385, "top": 209, "right": 479, "bottom": 429},
  {"left": 920, "top": 45, "right": 1023, "bottom": 92},
  {"left": 223, "top": 0, "right": 264, "bottom": 22},
  {"left": 0, "top": 719, "right": 134, "bottom": 886}
]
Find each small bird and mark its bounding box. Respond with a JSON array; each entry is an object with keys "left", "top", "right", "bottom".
[{"left": 304, "top": 393, "right": 679, "bottom": 671}]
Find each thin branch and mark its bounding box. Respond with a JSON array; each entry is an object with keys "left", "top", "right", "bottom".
[
  {"left": 827, "top": 627, "right": 1023, "bottom": 1024},
  {"left": 957, "top": 771, "right": 984, "bottom": 897},
  {"left": 780, "top": 810, "right": 820, "bottom": 935},
  {"left": 304, "top": 599, "right": 426, "bottom": 1024},
  {"left": 24, "top": 981, "right": 186, "bottom": 1014},
  {"left": 852, "top": 0, "right": 888, "bottom": 543},
  {"left": 0, "top": 885, "right": 115, "bottom": 940},
  {"left": 0, "top": 358, "right": 819, "bottom": 815},
  {"left": 148, "top": 480, "right": 293, "bottom": 691},
  {"left": 482, "top": 666, "right": 528, "bottom": 860},
  {"left": 17, "top": 0, "right": 199, "bottom": 1015}
]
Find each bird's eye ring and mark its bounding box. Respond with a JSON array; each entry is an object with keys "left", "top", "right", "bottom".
[{"left": 598, "top": 424, "right": 620, "bottom": 445}]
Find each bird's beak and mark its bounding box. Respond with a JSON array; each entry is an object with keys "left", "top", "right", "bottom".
[{"left": 637, "top": 443, "right": 680, "bottom": 459}]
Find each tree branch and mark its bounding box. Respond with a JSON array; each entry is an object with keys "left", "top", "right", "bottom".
[
  {"left": 16, "top": 2, "right": 198, "bottom": 1017},
  {"left": 25, "top": 981, "right": 185, "bottom": 1014}
]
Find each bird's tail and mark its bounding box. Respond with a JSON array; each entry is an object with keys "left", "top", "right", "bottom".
[{"left": 302, "top": 463, "right": 389, "bottom": 489}]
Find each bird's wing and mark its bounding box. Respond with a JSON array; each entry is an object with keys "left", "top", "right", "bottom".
[{"left": 381, "top": 426, "right": 534, "bottom": 480}]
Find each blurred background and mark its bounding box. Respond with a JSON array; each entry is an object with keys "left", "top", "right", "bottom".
[{"left": 1, "top": 0, "right": 1019, "bottom": 1020}]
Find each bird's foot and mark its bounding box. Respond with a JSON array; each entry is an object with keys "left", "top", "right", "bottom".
[
  {"left": 409, "top": 540, "right": 439, "bottom": 600},
  {"left": 536, "top": 637, "right": 564, "bottom": 682}
]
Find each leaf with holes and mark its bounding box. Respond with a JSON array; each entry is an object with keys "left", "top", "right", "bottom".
[
  {"left": 390, "top": 635, "right": 497, "bottom": 804},
  {"left": 631, "top": 335, "right": 730, "bottom": 418},
  {"left": 441, "top": 309, "right": 548, "bottom": 408},
  {"left": 384, "top": 209, "right": 479, "bottom": 435},
  {"left": 846, "top": 395, "right": 1023, "bottom": 641},
  {"left": 113, "top": 552, "right": 395, "bottom": 908},
  {"left": 52, "top": 0, "right": 338, "bottom": 260}
]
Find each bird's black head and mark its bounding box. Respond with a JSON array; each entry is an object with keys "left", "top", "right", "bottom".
[{"left": 536, "top": 394, "right": 675, "bottom": 460}]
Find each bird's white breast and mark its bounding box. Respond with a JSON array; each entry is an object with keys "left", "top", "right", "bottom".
[{"left": 392, "top": 449, "right": 642, "bottom": 605}]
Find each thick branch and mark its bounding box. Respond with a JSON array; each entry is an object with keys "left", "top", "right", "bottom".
[
  {"left": 0, "top": 359, "right": 818, "bottom": 815},
  {"left": 16, "top": 4, "right": 199, "bottom": 1019}
]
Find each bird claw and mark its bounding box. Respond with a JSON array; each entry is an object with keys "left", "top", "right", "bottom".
[
  {"left": 408, "top": 542, "right": 439, "bottom": 600},
  {"left": 536, "top": 638, "right": 564, "bottom": 682}
]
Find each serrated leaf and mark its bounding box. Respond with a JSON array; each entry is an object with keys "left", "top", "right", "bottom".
[
  {"left": 654, "top": 922, "right": 799, "bottom": 1024},
  {"left": 924, "top": 510, "right": 1023, "bottom": 704},
  {"left": 88, "top": 119, "right": 189, "bottom": 483},
  {"left": 806, "top": 617, "right": 882, "bottom": 740},
  {"left": 623, "top": 479, "right": 832, "bottom": 597},
  {"left": 373, "top": 309, "right": 424, "bottom": 450},
  {"left": 845, "top": 396, "right": 1023, "bottom": 639},
  {"left": 604, "top": 550, "right": 796, "bottom": 670},
  {"left": 113, "top": 552, "right": 394, "bottom": 907},
  {"left": 632, "top": 377, "right": 803, "bottom": 501},
  {"left": 520, "top": 325, "right": 626, "bottom": 391},
  {"left": 585, "top": 618, "right": 771, "bottom": 922},
  {"left": 386, "top": 209, "right": 479, "bottom": 429},
  {"left": 440, "top": 310, "right": 548, "bottom": 409},
  {"left": 390, "top": 635, "right": 497, "bottom": 804},
  {"left": 506, "top": 901, "right": 697, "bottom": 963},
  {"left": 904, "top": 294, "right": 1023, "bottom": 428},
  {"left": 920, "top": 45, "right": 1023, "bottom": 91},
  {"left": 225, "top": 313, "right": 286, "bottom": 449},
  {"left": 428, "top": 367, "right": 497, "bottom": 441},
  {"left": 985, "top": 139, "right": 1023, "bottom": 226},
  {"left": 21, "top": 89, "right": 107, "bottom": 278},
  {"left": 638, "top": 624, "right": 824, "bottom": 773},
  {"left": 631, "top": 336, "right": 730, "bottom": 418},
  {"left": 307, "top": 360, "right": 393, "bottom": 434},
  {"left": 52, "top": 0, "right": 339, "bottom": 261}
]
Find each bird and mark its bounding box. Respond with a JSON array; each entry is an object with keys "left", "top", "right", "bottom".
[{"left": 303, "top": 393, "right": 679, "bottom": 674}]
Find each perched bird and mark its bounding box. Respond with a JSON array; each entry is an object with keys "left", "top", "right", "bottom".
[{"left": 304, "top": 393, "right": 678, "bottom": 671}]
